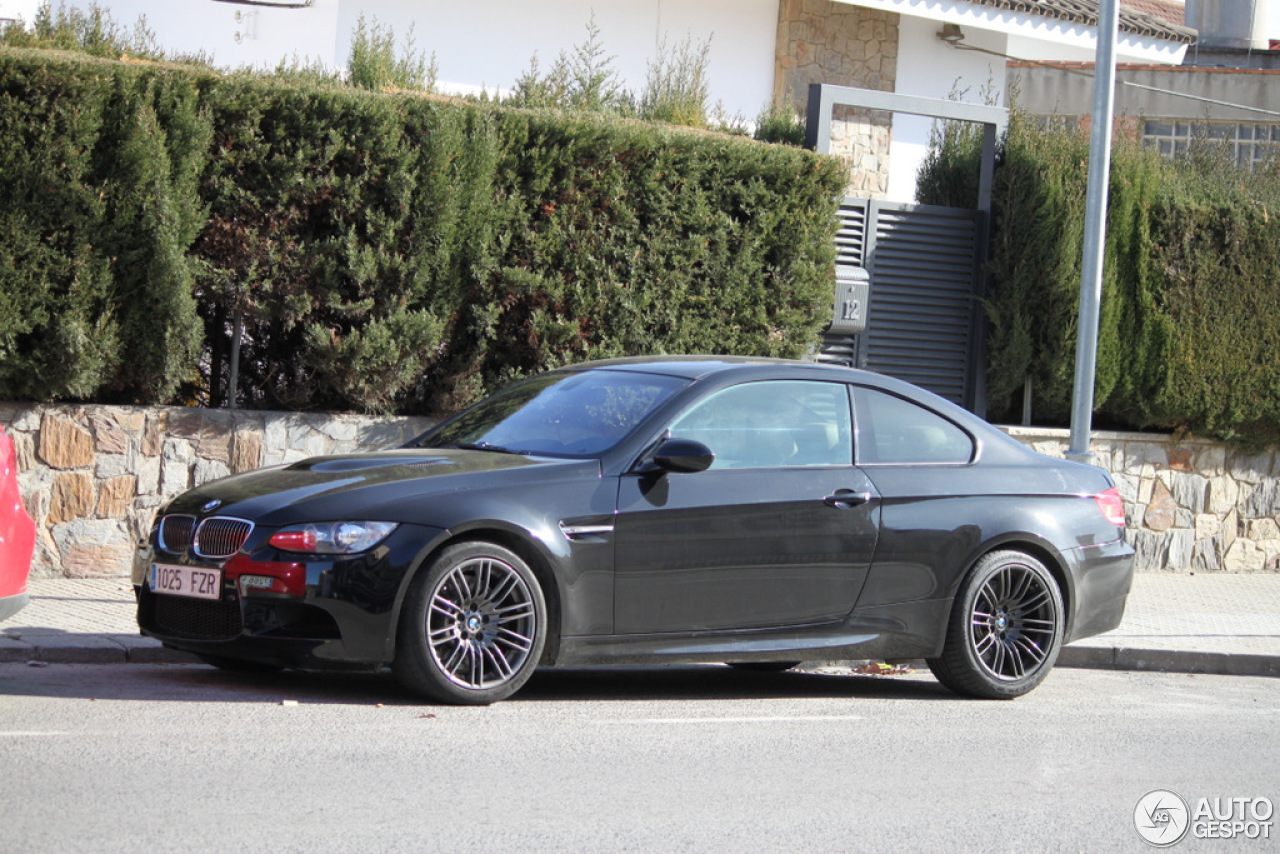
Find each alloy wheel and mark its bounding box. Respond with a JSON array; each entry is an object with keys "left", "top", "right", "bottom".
[
  {"left": 427, "top": 556, "right": 537, "bottom": 690},
  {"left": 968, "top": 561, "right": 1060, "bottom": 682}
]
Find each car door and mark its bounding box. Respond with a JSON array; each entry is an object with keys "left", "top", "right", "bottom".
[
  {"left": 612, "top": 379, "right": 880, "bottom": 635},
  {"left": 847, "top": 384, "right": 983, "bottom": 607}
]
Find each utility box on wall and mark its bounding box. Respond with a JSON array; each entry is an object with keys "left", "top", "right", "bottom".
[{"left": 829, "top": 264, "right": 870, "bottom": 335}]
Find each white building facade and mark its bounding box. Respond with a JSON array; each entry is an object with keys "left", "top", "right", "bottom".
[{"left": 7, "top": 0, "right": 1193, "bottom": 201}]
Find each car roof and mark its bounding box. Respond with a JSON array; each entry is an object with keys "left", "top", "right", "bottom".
[
  {"left": 563, "top": 355, "right": 862, "bottom": 382},
  {"left": 559, "top": 355, "right": 1043, "bottom": 465}
]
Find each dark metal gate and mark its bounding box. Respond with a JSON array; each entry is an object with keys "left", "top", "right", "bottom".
[
  {"left": 820, "top": 198, "right": 986, "bottom": 413},
  {"left": 804, "top": 83, "right": 1004, "bottom": 417}
]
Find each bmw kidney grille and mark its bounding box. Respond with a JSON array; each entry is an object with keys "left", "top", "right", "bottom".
[
  {"left": 157, "top": 515, "right": 196, "bottom": 553},
  {"left": 158, "top": 515, "right": 253, "bottom": 559}
]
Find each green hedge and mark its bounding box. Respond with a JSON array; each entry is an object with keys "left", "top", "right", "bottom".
[
  {"left": 919, "top": 110, "right": 1280, "bottom": 449},
  {"left": 0, "top": 51, "right": 209, "bottom": 403},
  {"left": 0, "top": 49, "right": 845, "bottom": 413}
]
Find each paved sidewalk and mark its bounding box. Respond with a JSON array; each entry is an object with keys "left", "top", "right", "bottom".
[
  {"left": 0, "top": 577, "right": 195, "bottom": 664},
  {"left": 1, "top": 573, "right": 1279, "bottom": 676},
  {"left": 1059, "top": 573, "right": 1280, "bottom": 677}
]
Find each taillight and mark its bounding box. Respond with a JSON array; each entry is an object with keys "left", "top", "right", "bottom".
[{"left": 1094, "top": 487, "right": 1126, "bottom": 526}]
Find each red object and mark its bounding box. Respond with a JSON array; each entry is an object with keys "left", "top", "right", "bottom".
[
  {"left": 0, "top": 425, "right": 35, "bottom": 621},
  {"left": 1094, "top": 487, "right": 1127, "bottom": 527},
  {"left": 221, "top": 553, "right": 308, "bottom": 597},
  {"left": 269, "top": 528, "right": 318, "bottom": 553}
]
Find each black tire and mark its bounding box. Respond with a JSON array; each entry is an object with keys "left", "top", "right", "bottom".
[
  {"left": 197, "top": 654, "right": 284, "bottom": 673},
  {"left": 727, "top": 662, "right": 801, "bottom": 673},
  {"left": 927, "top": 550, "right": 1064, "bottom": 700},
  {"left": 394, "top": 541, "right": 547, "bottom": 705}
]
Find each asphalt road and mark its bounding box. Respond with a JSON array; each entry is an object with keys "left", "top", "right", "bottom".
[{"left": 1, "top": 663, "right": 1276, "bottom": 853}]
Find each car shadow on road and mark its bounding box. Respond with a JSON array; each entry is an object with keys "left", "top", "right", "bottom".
[
  {"left": 513, "top": 665, "right": 955, "bottom": 703},
  {"left": 0, "top": 661, "right": 957, "bottom": 705}
]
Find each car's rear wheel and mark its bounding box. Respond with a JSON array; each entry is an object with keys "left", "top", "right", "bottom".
[
  {"left": 927, "top": 550, "right": 1064, "bottom": 699},
  {"left": 394, "top": 541, "right": 546, "bottom": 705}
]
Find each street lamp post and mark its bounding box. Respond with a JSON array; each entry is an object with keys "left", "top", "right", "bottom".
[{"left": 1067, "top": 0, "right": 1120, "bottom": 464}]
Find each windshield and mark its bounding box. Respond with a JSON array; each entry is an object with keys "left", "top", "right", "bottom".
[{"left": 412, "top": 369, "right": 689, "bottom": 457}]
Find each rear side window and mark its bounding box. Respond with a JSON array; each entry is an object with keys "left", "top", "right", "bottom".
[{"left": 853, "top": 386, "right": 973, "bottom": 465}]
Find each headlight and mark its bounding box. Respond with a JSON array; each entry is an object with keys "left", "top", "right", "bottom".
[{"left": 268, "top": 521, "right": 398, "bottom": 554}]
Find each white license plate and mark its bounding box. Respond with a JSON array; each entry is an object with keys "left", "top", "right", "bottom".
[{"left": 150, "top": 563, "right": 222, "bottom": 601}]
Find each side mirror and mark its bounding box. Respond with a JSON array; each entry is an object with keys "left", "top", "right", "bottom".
[{"left": 650, "top": 438, "right": 715, "bottom": 474}]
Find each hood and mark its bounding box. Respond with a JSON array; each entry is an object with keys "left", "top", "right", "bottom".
[{"left": 166, "top": 449, "right": 600, "bottom": 525}]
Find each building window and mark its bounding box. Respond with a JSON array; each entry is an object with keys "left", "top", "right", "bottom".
[{"left": 1142, "top": 120, "right": 1280, "bottom": 169}]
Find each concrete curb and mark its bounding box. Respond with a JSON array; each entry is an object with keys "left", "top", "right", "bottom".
[
  {"left": 1, "top": 642, "right": 1278, "bottom": 678},
  {"left": 0, "top": 633, "right": 200, "bottom": 665},
  {"left": 1058, "top": 645, "right": 1280, "bottom": 678},
  {"left": 810, "top": 649, "right": 1280, "bottom": 680},
  {"left": 9, "top": 644, "right": 1276, "bottom": 678}
]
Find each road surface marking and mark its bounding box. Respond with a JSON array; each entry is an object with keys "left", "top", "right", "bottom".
[{"left": 601, "top": 715, "right": 864, "bottom": 725}]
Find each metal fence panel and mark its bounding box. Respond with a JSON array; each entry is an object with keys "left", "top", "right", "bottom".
[{"left": 820, "top": 199, "right": 983, "bottom": 410}]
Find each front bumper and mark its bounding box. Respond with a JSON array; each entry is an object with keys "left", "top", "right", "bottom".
[{"left": 134, "top": 522, "right": 443, "bottom": 669}]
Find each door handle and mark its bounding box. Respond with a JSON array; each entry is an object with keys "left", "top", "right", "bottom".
[{"left": 824, "top": 490, "right": 872, "bottom": 508}]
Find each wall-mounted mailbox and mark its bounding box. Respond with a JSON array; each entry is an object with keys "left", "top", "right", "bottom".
[{"left": 829, "top": 264, "right": 870, "bottom": 335}]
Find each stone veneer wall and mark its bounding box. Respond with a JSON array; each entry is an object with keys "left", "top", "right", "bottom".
[
  {"left": 0, "top": 402, "right": 434, "bottom": 579},
  {"left": 3, "top": 402, "right": 1277, "bottom": 577},
  {"left": 1003, "top": 427, "right": 1280, "bottom": 573},
  {"left": 774, "top": 0, "right": 899, "bottom": 196}
]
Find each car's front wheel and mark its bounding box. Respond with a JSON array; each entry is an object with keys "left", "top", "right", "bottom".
[
  {"left": 927, "top": 550, "right": 1064, "bottom": 699},
  {"left": 394, "top": 541, "right": 547, "bottom": 705}
]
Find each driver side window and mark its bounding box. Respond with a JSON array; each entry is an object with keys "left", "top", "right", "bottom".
[{"left": 668, "top": 381, "right": 852, "bottom": 469}]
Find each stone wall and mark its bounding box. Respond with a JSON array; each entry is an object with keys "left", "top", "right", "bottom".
[
  {"left": 774, "top": 0, "right": 898, "bottom": 196},
  {"left": 3, "top": 402, "right": 1277, "bottom": 578},
  {"left": 1004, "top": 427, "right": 1280, "bottom": 573},
  {"left": 0, "top": 403, "right": 434, "bottom": 579}
]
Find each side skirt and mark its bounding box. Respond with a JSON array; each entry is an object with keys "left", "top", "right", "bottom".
[{"left": 552, "top": 599, "right": 951, "bottom": 666}]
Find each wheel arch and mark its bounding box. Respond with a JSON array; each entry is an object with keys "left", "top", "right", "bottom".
[
  {"left": 928, "top": 540, "right": 1071, "bottom": 698},
  {"left": 389, "top": 523, "right": 565, "bottom": 666},
  {"left": 951, "top": 535, "right": 1075, "bottom": 634}
]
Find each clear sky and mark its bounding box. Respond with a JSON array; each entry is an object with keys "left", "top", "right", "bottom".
[{"left": 0, "top": 0, "right": 40, "bottom": 24}]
